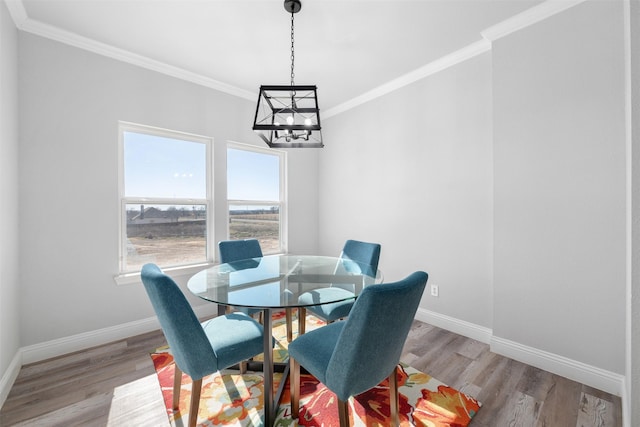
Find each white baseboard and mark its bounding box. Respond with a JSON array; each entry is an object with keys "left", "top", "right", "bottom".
[
  {"left": 20, "top": 304, "right": 218, "bottom": 365},
  {"left": 415, "top": 307, "right": 493, "bottom": 344},
  {"left": 0, "top": 351, "right": 22, "bottom": 409},
  {"left": 621, "top": 377, "right": 630, "bottom": 427},
  {"left": 0, "top": 304, "right": 218, "bottom": 409},
  {"left": 490, "top": 335, "right": 624, "bottom": 397},
  {"left": 2, "top": 305, "right": 626, "bottom": 413},
  {"left": 414, "top": 307, "right": 624, "bottom": 398}
]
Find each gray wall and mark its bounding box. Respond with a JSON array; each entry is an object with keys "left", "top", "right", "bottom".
[
  {"left": 493, "top": 0, "right": 626, "bottom": 374},
  {"left": 320, "top": 52, "right": 494, "bottom": 328},
  {"left": 2, "top": 0, "right": 636, "bottom": 420},
  {"left": 17, "top": 33, "right": 319, "bottom": 347},
  {"left": 320, "top": 0, "right": 626, "bottom": 376},
  {"left": 0, "top": 0, "right": 19, "bottom": 395},
  {"left": 630, "top": 0, "right": 640, "bottom": 424}
]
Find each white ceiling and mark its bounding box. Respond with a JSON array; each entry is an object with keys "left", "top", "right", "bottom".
[{"left": 13, "top": 0, "right": 545, "bottom": 113}]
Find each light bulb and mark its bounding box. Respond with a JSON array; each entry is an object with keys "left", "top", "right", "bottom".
[
  {"left": 304, "top": 118, "right": 312, "bottom": 126},
  {"left": 286, "top": 116, "right": 295, "bottom": 125}
]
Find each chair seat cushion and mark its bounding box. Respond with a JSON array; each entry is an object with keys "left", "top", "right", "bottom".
[
  {"left": 234, "top": 306, "right": 263, "bottom": 316},
  {"left": 201, "top": 312, "right": 265, "bottom": 370},
  {"left": 287, "top": 321, "right": 345, "bottom": 384},
  {"left": 298, "top": 288, "right": 355, "bottom": 322}
]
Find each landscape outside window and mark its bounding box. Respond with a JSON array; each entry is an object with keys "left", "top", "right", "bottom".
[
  {"left": 124, "top": 203, "right": 207, "bottom": 271},
  {"left": 121, "top": 124, "right": 210, "bottom": 272},
  {"left": 227, "top": 145, "right": 284, "bottom": 254}
]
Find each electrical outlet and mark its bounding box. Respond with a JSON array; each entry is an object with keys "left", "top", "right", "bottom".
[{"left": 430, "top": 284, "right": 439, "bottom": 297}]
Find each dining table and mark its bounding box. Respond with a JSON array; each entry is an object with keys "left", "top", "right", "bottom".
[{"left": 187, "top": 254, "right": 381, "bottom": 426}]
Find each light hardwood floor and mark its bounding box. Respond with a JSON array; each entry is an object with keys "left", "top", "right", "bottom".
[{"left": 0, "top": 318, "right": 622, "bottom": 426}]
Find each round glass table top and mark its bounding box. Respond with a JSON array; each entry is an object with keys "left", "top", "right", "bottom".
[{"left": 187, "top": 254, "right": 381, "bottom": 309}]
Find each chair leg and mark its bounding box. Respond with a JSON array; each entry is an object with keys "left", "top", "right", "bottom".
[
  {"left": 286, "top": 308, "right": 293, "bottom": 342},
  {"left": 188, "top": 378, "right": 203, "bottom": 427},
  {"left": 337, "top": 398, "right": 350, "bottom": 427},
  {"left": 239, "top": 360, "right": 247, "bottom": 374},
  {"left": 290, "top": 357, "right": 300, "bottom": 418},
  {"left": 173, "top": 365, "right": 182, "bottom": 411},
  {"left": 389, "top": 365, "right": 400, "bottom": 427},
  {"left": 298, "top": 307, "right": 306, "bottom": 335}
]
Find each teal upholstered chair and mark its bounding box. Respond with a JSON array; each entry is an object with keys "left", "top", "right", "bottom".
[
  {"left": 298, "top": 239, "right": 381, "bottom": 333},
  {"left": 218, "top": 239, "right": 295, "bottom": 342},
  {"left": 288, "top": 271, "right": 428, "bottom": 426},
  {"left": 218, "top": 239, "right": 264, "bottom": 265},
  {"left": 218, "top": 239, "right": 264, "bottom": 321},
  {"left": 141, "top": 263, "right": 267, "bottom": 427}
]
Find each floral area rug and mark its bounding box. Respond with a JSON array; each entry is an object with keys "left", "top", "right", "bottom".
[{"left": 150, "top": 310, "right": 481, "bottom": 426}]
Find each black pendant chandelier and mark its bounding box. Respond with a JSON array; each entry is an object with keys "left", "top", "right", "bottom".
[{"left": 252, "top": 0, "right": 323, "bottom": 148}]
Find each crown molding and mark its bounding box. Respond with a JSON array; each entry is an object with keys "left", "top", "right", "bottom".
[
  {"left": 5, "top": 0, "right": 589, "bottom": 116},
  {"left": 324, "top": 38, "right": 491, "bottom": 119},
  {"left": 481, "top": 0, "right": 589, "bottom": 41},
  {"left": 4, "top": 0, "right": 27, "bottom": 28},
  {"left": 325, "top": 0, "right": 589, "bottom": 118},
  {"left": 4, "top": 0, "right": 255, "bottom": 102}
]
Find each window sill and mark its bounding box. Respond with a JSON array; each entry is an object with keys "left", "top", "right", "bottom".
[{"left": 114, "top": 262, "right": 214, "bottom": 286}]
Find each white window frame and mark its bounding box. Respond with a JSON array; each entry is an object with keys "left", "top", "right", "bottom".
[
  {"left": 115, "top": 122, "right": 214, "bottom": 285},
  {"left": 226, "top": 141, "right": 288, "bottom": 255}
]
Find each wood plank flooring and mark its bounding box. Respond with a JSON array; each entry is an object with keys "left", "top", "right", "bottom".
[{"left": 0, "top": 319, "right": 622, "bottom": 426}]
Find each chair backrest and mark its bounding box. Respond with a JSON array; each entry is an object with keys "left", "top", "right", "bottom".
[
  {"left": 325, "top": 271, "right": 428, "bottom": 401},
  {"left": 141, "top": 263, "right": 219, "bottom": 379},
  {"left": 339, "top": 239, "right": 381, "bottom": 277},
  {"left": 218, "top": 239, "right": 263, "bottom": 263}
]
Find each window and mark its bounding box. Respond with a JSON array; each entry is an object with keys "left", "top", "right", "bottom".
[
  {"left": 227, "top": 142, "right": 286, "bottom": 254},
  {"left": 119, "top": 122, "right": 212, "bottom": 274}
]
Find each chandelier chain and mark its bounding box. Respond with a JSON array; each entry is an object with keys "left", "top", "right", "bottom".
[{"left": 290, "top": 11, "right": 295, "bottom": 87}]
